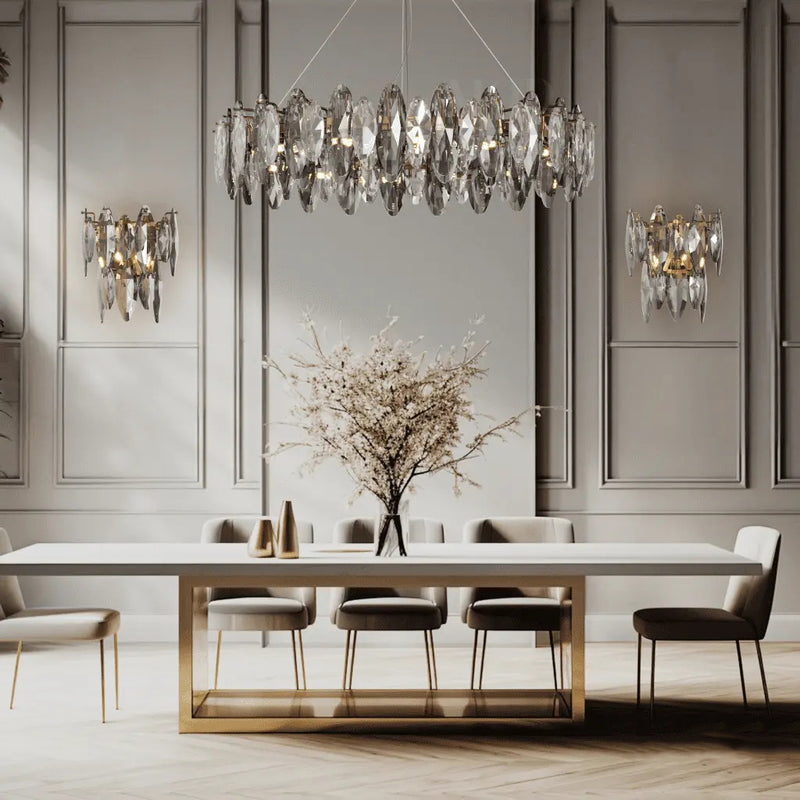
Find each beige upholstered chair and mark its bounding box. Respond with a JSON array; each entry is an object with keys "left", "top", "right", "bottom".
[
  {"left": 634, "top": 526, "right": 781, "bottom": 722},
  {"left": 331, "top": 518, "right": 447, "bottom": 690},
  {"left": 0, "top": 528, "right": 120, "bottom": 722},
  {"left": 460, "top": 517, "right": 574, "bottom": 690},
  {"left": 201, "top": 517, "right": 315, "bottom": 690}
]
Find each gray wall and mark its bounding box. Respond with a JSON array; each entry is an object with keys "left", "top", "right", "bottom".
[{"left": 0, "top": 0, "right": 797, "bottom": 641}]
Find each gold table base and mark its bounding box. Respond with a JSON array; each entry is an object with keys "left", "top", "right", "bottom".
[{"left": 178, "top": 575, "right": 585, "bottom": 734}]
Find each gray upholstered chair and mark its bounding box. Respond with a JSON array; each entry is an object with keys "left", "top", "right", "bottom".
[
  {"left": 0, "top": 528, "right": 120, "bottom": 722},
  {"left": 201, "top": 517, "right": 316, "bottom": 690},
  {"left": 331, "top": 518, "right": 447, "bottom": 690},
  {"left": 460, "top": 517, "right": 574, "bottom": 690},
  {"left": 634, "top": 525, "right": 781, "bottom": 722}
]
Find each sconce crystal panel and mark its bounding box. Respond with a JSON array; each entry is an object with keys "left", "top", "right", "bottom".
[
  {"left": 626, "top": 205, "right": 723, "bottom": 322},
  {"left": 82, "top": 207, "right": 178, "bottom": 323}
]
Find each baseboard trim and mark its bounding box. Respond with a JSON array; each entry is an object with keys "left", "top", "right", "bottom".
[{"left": 117, "top": 613, "right": 800, "bottom": 644}]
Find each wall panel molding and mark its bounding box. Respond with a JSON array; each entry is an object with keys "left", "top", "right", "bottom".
[
  {"left": 54, "top": 1, "right": 206, "bottom": 487},
  {"left": 535, "top": 0, "right": 573, "bottom": 487},
  {"left": 773, "top": 2, "right": 800, "bottom": 485},
  {"left": 0, "top": 0, "right": 28, "bottom": 485},
  {"left": 600, "top": 2, "right": 748, "bottom": 489}
]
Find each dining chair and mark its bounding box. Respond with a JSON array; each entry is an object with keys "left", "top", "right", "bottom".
[
  {"left": 330, "top": 518, "right": 447, "bottom": 691},
  {"left": 460, "top": 517, "right": 574, "bottom": 691},
  {"left": 0, "top": 528, "right": 120, "bottom": 722},
  {"left": 634, "top": 525, "right": 781, "bottom": 723},
  {"left": 201, "top": 517, "right": 316, "bottom": 690}
]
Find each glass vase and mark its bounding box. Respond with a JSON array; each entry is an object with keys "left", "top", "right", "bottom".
[{"left": 374, "top": 514, "right": 407, "bottom": 557}]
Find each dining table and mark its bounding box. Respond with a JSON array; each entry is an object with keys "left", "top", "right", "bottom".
[{"left": 0, "top": 540, "right": 761, "bottom": 732}]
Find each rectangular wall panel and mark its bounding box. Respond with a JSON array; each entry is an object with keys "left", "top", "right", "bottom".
[
  {"left": 61, "top": 21, "right": 201, "bottom": 343},
  {"left": 0, "top": 342, "right": 21, "bottom": 480},
  {"left": 535, "top": 2, "right": 571, "bottom": 484},
  {"left": 781, "top": 25, "right": 800, "bottom": 343},
  {"left": 235, "top": 18, "right": 262, "bottom": 486},
  {"left": 608, "top": 347, "right": 740, "bottom": 481},
  {"left": 777, "top": 20, "right": 800, "bottom": 483},
  {"left": 603, "top": 7, "right": 746, "bottom": 487},
  {"left": 60, "top": 346, "right": 199, "bottom": 482},
  {"left": 607, "top": 19, "right": 744, "bottom": 343},
  {"left": 0, "top": 18, "right": 25, "bottom": 336}
]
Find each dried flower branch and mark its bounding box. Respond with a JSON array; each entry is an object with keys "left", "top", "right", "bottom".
[{"left": 264, "top": 314, "right": 528, "bottom": 515}]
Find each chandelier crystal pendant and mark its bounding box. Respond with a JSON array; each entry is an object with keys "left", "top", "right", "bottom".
[
  {"left": 626, "top": 205, "right": 723, "bottom": 323},
  {"left": 214, "top": 0, "right": 596, "bottom": 216},
  {"left": 82, "top": 206, "right": 178, "bottom": 323}
]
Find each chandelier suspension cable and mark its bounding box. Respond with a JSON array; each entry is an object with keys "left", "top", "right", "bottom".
[
  {"left": 448, "top": 0, "right": 524, "bottom": 97},
  {"left": 394, "top": 0, "right": 412, "bottom": 95},
  {"left": 277, "top": 0, "right": 362, "bottom": 107}
]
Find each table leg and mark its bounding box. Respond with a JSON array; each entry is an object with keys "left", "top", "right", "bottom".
[
  {"left": 179, "top": 577, "right": 208, "bottom": 732},
  {"left": 571, "top": 576, "right": 586, "bottom": 723},
  {"left": 558, "top": 576, "right": 585, "bottom": 724}
]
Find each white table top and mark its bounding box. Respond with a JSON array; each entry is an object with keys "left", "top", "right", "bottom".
[{"left": 0, "top": 542, "right": 761, "bottom": 578}]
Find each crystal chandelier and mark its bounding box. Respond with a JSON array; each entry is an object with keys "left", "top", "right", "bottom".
[
  {"left": 214, "top": 0, "right": 596, "bottom": 216},
  {"left": 82, "top": 207, "right": 179, "bottom": 323},
  {"left": 626, "top": 205, "right": 723, "bottom": 323}
]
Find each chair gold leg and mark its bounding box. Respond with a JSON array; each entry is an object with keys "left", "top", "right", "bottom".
[
  {"left": 113, "top": 632, "right": 119, "bottom": 711},
  {"left": 755, "top": 640, "right": 771, "bottom": 716},
  {"left": 99, "top": 639, "right": 106, "bottom": 724},
  {"left": 469, "top": 629, "right": 478, "bottom": 690},
  {"left": 735, "top": 640, "right": 747, "bottom": 707},
  {"left": 298, "top": 630, "right": 307, "bottom": 690},
  {"left": 423, "top": 630, "right": 432, "bottom": 690},
  {"left": 429, "top": 631, "right": 439, "bottom": 690},
  {"left": 649, "top": 639, "right": 656, "bottom": 726},
  {"left": 548, "top": 630, "right": 558, "bottom": 693},
  {"left": 478, "top": 630, "right": 488, "bottom": 690},
  {"left": 342, "top": 630, "right": 351, "bottom": 691},
  {"left": 636, "top": 634, "right": 642, "bottom": 709},
  {"left": 291, "top": 630, "right": 300, "bottom": 691},
  {"left": 9, "top": 641, "right": 21, "bottom": 709},
  {"left": 213, "top": 630, "right": 222, "bottom": 690},
  {"left": 348, "top": 631, "right": 357, "bottom": 690}
]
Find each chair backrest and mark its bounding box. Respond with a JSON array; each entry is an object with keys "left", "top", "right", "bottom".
[
  {"left": 330, "top": 518, "right": 447, "bottom": 623},
  {"left": 723, "top": 526, "right": 781, "bottom": 640},
  {"left": 0, "top": 528, "right": 26, "bottom": 619},
  {"left": 461, "top": 517, "right": 575, "bottom": 617},
  {"left": 201, "top": 517, "right": 314, "bottom": 610}
]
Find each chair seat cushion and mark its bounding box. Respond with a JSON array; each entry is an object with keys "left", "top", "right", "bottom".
[
  {"left": 0, "top": 608, "right": 120, "bottom": 641},
  {"left": 466, "top": 597, "right": 562, "bottom": 631},
  {"left": 633, "top": 607, "right": 757, "bottom": 641},
  {"left": 335, "top": 597, "right": 442, "bottom": 631},
  {"left": 208, "top": 597, "right": 308, "bottom": 632}
]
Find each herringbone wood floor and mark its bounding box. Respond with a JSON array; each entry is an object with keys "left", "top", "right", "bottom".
[{"left": 0, "top": 641, "right": 797, "bottom": 799}]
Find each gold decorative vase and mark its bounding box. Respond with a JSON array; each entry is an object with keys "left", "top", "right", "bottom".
[
  {"left": 247, "top": 518, "right": 275, "bottom": 558},
  {"left": 277, "top": 500, "right": 299, "bottom": 559}
]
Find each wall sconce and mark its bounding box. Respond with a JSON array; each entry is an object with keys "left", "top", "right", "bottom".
[
  {"left": 625, "top": 205, "right": 722, "bottom": 322},
  {"left": 82, "top": 206, "right": 178, "bottom": 323}
]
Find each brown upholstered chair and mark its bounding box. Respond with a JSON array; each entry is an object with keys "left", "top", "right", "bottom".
[
  {"left": 0, "top": 528, "right": 120, "bottom": 722},
  {"left": 330, "top": 518, "right": 447, "bottom": 690},
  {"left": 634, "top": 526, "right": 781, "bottom": 722},
  {"left": 460, "top": 517, "right": 574, "bottom": 691},
  {"left": 201, "top": 517, "right": 316, "bottom": 690}
]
